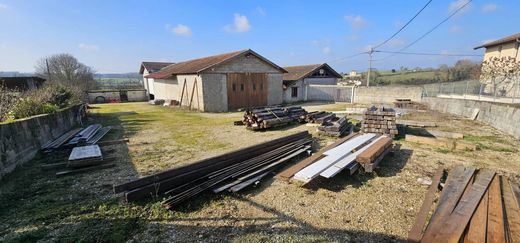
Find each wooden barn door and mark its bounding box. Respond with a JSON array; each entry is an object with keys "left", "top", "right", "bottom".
[{"left": 227, "top": 73, "right": 267, "bottom": 110}]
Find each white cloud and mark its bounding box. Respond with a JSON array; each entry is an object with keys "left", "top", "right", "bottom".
[
  {"left": 322, "top": 46, "right": 331, "bottom": 54},
  {"left": 0, "top": 3, "right": 7, "bottom": 10},
  {"left": 345, "top": 15, "right": 367, "bottom": 30},
  {"left": 225, "top": 13, "right": 251, "bottom": 33},
  {"left": 78, "top": 43, "right": 99, "bottom": 51},
  {"left": 167, "top": 24, "right": 192, "bottom": 36},
  {"left": 449, "top": 25, "right": 464, "bottom": 33},
  {"left": 387, "top": 38, "right": 405, "bottom": 47},
  {"left": 256, "top": 6, "right": 266, "bottom": 16},
  {"left": 448, "top": 0, "right": 471, "bottom": 14},
  {"left": 482, "top": 3, "right": 498, "bottom": 13}
]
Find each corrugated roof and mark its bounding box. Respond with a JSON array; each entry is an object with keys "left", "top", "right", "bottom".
[
  {"left": 139, "top": 62, "right": 175, "bottom": 74},
  {"left": 474, "top": 33, "right": 520, "bottom": 50},
  {"left": 283, "top": 63, "right": 342, "bottom": 81},
  {"left": 145, "top": 49, "right": 286, "bottom": 79}
]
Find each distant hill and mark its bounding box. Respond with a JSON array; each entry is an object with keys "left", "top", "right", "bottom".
[{"left": 94, "top": 73, "right": 141, "bottom": 79}]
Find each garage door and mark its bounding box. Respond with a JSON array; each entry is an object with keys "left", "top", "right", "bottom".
[{"left": 227, "top": 73, "right": 268, "bottom": 110}]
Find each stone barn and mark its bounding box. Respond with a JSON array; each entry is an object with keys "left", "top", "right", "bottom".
[
  {"left": 139, "top": 61, "right": 175, "bottom": 100},
  {"left": 282, "top": 63, "right": 342, "bottom": 103},
  {"left": 145, "top": 49, "right": 287, "bottom": 112}
]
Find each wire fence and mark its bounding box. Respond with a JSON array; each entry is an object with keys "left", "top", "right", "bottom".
[{"left": 422, "top": 79, "right": 520, "bottom": 104}]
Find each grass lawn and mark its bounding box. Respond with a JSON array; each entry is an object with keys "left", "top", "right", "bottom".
[{"left": 1, "top": 102, "right": 519, "bottom": 242}]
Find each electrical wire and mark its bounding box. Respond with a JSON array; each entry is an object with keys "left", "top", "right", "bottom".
[
  {"left": 374, "top": 50, "right": 482, "bottom": 57},
  {"left": 378, "top": 0, "right": 473, "bottom": 61},
  {"left": 372, "top": 0, "right": 433, "bottom": 50}
]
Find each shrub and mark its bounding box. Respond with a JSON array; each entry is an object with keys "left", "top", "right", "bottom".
[
  {"left": 7, "top": 84, "right": 80, "bottom": 120},
  {"left": 0, "top": 85, "right": 18, "bottom": 122}
]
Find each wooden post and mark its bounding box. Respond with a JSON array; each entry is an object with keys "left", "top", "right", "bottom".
[
  {"left": 179, "top": 79, "right": 187, "bottom": 107},
  {"left": 189, "top": 79, "right": 198, "bottom": 110}
]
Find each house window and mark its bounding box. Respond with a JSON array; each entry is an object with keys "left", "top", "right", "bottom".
[
  {"left": 253, "top": 83, "right": 256, "bottom": 90},
  {"left": 291, "top": 87, "right": 298, "bottom": 98},
  {"left": 232, "top": 83, "right": 236, "bottom": 91},
  {"left": 240, "top": 84, "right": 244, "bottom": 91}
]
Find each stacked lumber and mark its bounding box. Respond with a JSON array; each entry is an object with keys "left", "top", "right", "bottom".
[
  {"left": 41, "top": 125, "right": 112, "bottom": 152},
  {"left": 317, "top": 115, "right": 350, "bottom": 137},
  {"left": 356, "top": 136, "right": 393, "bottom": 172},
  {"left": 408, "top": 166, "right": 520, "bottom": 243},
  {"left": 394, "top": 99, "right": 428, "bottom": 110},
  {"left": 285, "top": 133, "right": 392, "bottom": 184},
  {"left": 243, "top": 106, "right": 307, "bottom": 130},
  {"left": 114, "top": 131, "right": 313, "bottom": 209},
  {"left": 301, "top": 111, "right": 336, "bottom": 124},
  {"left": 361, "top": 106, "right": 398, "bottom": 138}
]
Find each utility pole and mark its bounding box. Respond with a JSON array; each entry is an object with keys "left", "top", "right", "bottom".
[{"left": 367, "top": 48, "right": 374, "bottom": 87}]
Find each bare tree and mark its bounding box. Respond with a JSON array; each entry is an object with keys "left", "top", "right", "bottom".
[
  {"left": 35, "top": 53, "right": 95, "bottom": 92},
  {"left": 480, "top": 56, "right": 520, "bottom": 97}
]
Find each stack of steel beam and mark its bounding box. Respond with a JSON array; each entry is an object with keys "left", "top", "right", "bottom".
[
  {"left": 243, "top": 106, "right": 307, "bottom": 130},
  {"left": 301, "top": 111, "right": 336, "bottom": 124},
  {"left": 67, "top": 124, "right": 102, "bottom": 145},
  {"left": 41, "top": 128, "right": 83, "bottom": 152},
  {"left": 113, "top": 131, "right": 312, "bottom": 209},
  {"left": 361, "top": 106, "right": 397, "bottom": 138}
]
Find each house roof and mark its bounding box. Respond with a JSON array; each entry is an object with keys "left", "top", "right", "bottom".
[
  {"left": 474, "top": 33, "right": 520, "bottom": 50},
  {"left": 283, "top": 63, "right": 342, "bottom": 81},
  {"left": 139, "top": 62, "right": 175, "bottom": 74},
  {"left": 145, "top": 49, "right": 287, "bottom": 79}
]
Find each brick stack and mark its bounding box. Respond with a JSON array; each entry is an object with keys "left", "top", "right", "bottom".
[{"left": 361, "top": 106, "right": 397, "bottom": 138}]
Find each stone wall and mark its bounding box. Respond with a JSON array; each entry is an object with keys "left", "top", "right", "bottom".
[
  {"left": 0, "top": 105, "right": 84, "bottom": 180},
  {"left": 423, "top": 97, "right": 520, "bottom": 139},
  {"left": 354, "top": 86, "right": 423, "bottom": 103},
  {"left": 88, "top": 90, "right": 148, "bottom": 103}
]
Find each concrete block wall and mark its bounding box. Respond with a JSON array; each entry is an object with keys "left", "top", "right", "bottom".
[
  {"left": 0, "top": 105, "right": 84, "bottom": 180},
  {"left": 354, "top": 86, "right": 423, "bottom": 103},
  {"left": 423, "top": 97, "right": 520, "bottom": 139},
  {"left": 201, "top": 73, "right": 227, "bottom": 112},
  {"left": 307, "top": 85, "right": 353, "bottom": 102}
]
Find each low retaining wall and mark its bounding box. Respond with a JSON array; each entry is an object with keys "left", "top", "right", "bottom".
[
  {"left": 423, "top": 97, "right": 520, "bottom": 139},
  {"left": 354, "top": 86, "right": 423, "bottom": 103},
  {"left": 306, "top": 85, "right": 354, "bottom": 102},
  {"left": 88, "top": 90, "right": 147, "bottom": 103},
  {"left": 0, "top": 105, "right": 84, "bottom": 180}
]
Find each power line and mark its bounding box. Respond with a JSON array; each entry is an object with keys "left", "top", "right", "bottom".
[
  {"left": 328, "top": 51, "right": 368, "bottom": 63},
  {"left": 372, "top": 0, "right": 433, "bottom": 50},
  {"left": 379, "top": 0, "right": 473, "bottom": 61},
  {"left": 374, "top": 50, "right": 482, "bottom": 58}
]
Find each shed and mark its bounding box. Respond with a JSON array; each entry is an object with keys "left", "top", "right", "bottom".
[
  {"left": 139, "top": 61, "right": 175, "bottom": 100},
  {"left": 144, "top": 49, "right": 287, "bottom": 112},
  {"left": 282, "top": 63, "right": 342, "bottom": 103},
  {"left": 0, "top": 76, "right": 46, "bottom": 91}
]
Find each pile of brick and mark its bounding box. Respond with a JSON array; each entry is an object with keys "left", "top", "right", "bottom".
[{"left": 361, "top": 106, "right": 397, "bottom": 138}]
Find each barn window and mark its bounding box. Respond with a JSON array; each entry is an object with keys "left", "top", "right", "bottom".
[
  {"left": 240, "top": 84, "right": 244, "bottom": 91},
  {"left": 253, "top": 83, "right": 256, "bottom": 90},
  {"left": 232, "top": 83, "right": 236, "bottom": 91},
  {"left": 291, "top": 87, "right": 298, "bottom": 98}
]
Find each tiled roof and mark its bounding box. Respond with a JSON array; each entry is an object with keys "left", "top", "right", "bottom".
[
  {"left": 283, "top": 63, "right": 342, "bottom": 81},
  {"left": 474, "top": 33, "right": 520, "bottom": 50},
  {"left": 139, "top": 62, "right": 175, "bottom": 74},
  {"left": 145, "top": 49, "right": 286, "bottom": 79}
]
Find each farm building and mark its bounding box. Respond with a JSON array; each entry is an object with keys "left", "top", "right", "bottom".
[
  {"left": 282, "top": 63, "right": 342, "bottom": 103},
  {"left": 139, "top": 61, "right": 175, "bottom": 100},
  {"left": 0, "top": 76, "right": 45, "bottom": 91},
  {"left": 144, "top": 49, "right": 287, "bottom": 112}
]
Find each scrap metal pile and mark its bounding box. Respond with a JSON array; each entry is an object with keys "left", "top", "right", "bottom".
[
  {"left": 276, "top": 132, "right": 393, "bottom": 183},
  {"left": 41, "top": 124, "right": 112, "bottom": 152},
  {"left": 361, "top": 106, "right": 398, "bottom": 138},
  {"left": 243, "top": 106, "right": 307, "bottom": 130},
  {"left": 408, "top": 166, "right": 520, "bottom": 242},
  {"left": 114, "top": 131, "right": 312, "bottom": 209}
]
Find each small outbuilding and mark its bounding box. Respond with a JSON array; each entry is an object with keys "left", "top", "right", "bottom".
[
  {"left": 144, "top": 49, "right": 287, "bottom": 112},
  {"left": 0, "top": 76, "right": 46, "bottom": 91},
  {"left": 139, "top": 61, "right": 175, "bottom": 100},
  {"left": 282, "top": 63, "right": 342, "bottom": 103}
]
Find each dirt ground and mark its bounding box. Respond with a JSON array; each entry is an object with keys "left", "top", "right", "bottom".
[{"left": 1, "top": 102, "right": 519, "bottom": 242}]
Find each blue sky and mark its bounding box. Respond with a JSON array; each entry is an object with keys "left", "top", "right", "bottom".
[{"left": 0, "top": 0, "right": 518, "bottom": 73}]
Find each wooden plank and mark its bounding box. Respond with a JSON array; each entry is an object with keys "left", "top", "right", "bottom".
[
  {"left": 56, "top": 163, "right": 114, "bottom": 177},
  {"left": 362, "top": 146, "right": 392, "bottom": 172},
  {"left": 501, "top": 177, "right": 520, "bottom": 242},
  {"left": 430, "top": 170, "right": 495, "bottom": 243},
  {"left": 487, "top": 176, "right": 506, "bottom": 243},
  {"left": 463, "top": 190, "right": 489, "bottom": 243},
  {"left": 356, "top": 136, "right": 393, "bottom": 164},
  {"left": 407, "top": 167, "right": 444, "bottom": 243},
  {"left": 422, "top": 166, "right": 476, "bottom": 241},
  {"left": 275, "top": 133, "right": 359, "bottom": 180}
]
